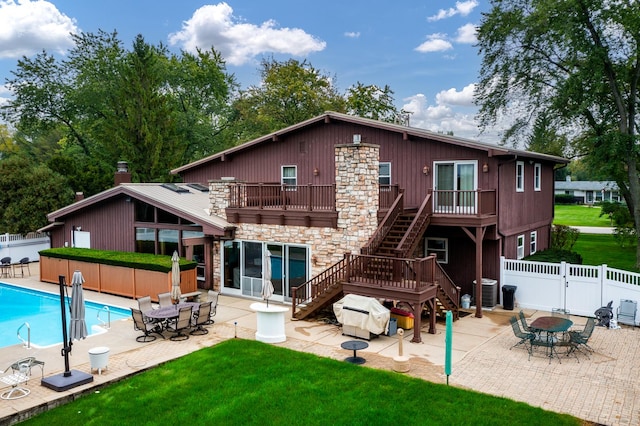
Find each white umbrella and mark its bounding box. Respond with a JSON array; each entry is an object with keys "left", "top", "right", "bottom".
[
  {"left": 69, "top": 270, "right": 88, "bottom": 341},
  {"left": 261, "top": 250, "right": 274, "bottom": 307},
  {"left": 170, "top": 250, "right": 181, "bottom": 304}
]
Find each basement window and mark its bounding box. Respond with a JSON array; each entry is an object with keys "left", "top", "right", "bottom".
[{"left": 425, "top": 237, "right": 448, "bottom": 264}]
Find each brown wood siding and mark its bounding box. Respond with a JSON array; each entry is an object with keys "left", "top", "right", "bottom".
[
  {"left": 49, "top": 196, "right": 135, "bottom": 251},
  {"left": 180, "top": 121, "right": 499, "bottom": 209}
]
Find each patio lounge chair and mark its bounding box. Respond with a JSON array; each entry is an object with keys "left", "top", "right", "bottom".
[
  {"left": 207, "top": 290, "right": 219, "bottom": 324},
  {"left": 1, "top": 359, "right": 31, "bottom": 400},
  {"left": 158, "top": 292, "right": 172, "bottom": 308},
  {"left": 568, "top": 317, "right": 596, "bottom": 358},
  {"left": 509, "top": 316, "right": 535, "bottom": 359},
  {"left": 617, "top": 299, "right": 637, "bottom": 327},
  {"left": 131, "top": 308, "right": 163, "bottom": 342},
  {"left": 167, "top": 306, "right": 192, "bottom": 341},
  {"left": 191, "top": 302, "right": 212, "bottom": 335}
]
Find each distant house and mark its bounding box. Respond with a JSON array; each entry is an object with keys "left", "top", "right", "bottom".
[
  {"left": 555, "top": 178, "right": 620, "bottom": 204},
  {"left": 42, "top": 112, "right": 568, "bottom": 342}
]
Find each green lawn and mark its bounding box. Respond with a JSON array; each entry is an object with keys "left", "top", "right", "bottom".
[
  {"left": 553, "top": 204, "right": 612, "bottom": 227},
  {"left": 23, "top": 339, "right": 581, "bottom": 426},
  {"left": 574, "top": 234, "right": 637, "bottom": 271}
]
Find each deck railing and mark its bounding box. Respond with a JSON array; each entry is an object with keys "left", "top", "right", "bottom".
[
  {"left": 361, "top": 191, "right": 403, "bottom": 255},
  {"left": 430, "top": 189, "right": 496, "bottom": 216},
  {"left": 228, "top": 183, "right": 336, "bottom": 211},
  {"left": 347, "top": 253, "right": 437, "bottom": 292}
]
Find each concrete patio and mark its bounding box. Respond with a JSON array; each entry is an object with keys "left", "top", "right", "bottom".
[{"left": 0, "top": 267, "right": 638, "bottom": 425}]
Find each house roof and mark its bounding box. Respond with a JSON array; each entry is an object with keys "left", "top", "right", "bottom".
[
  {"left": 45, "top": 183, "right": 234, "bottom": 237},
  {"left": 555, "top": 180, "right": 619, "bottom": 191},
  {"left": 171, "top": 111, "right": 569, "bottom": 175}
]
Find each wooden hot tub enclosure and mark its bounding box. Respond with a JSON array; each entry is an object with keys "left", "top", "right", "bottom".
[{"left": 39, "top": 249, "right": 197, "bottom": 302}]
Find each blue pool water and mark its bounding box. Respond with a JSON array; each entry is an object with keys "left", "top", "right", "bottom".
[{"left": 0, "top": 283, "right": 130, "bottom": 349}]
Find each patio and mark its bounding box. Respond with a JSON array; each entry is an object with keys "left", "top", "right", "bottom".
[{"left": 0, "top": 269, "right": 638, "bottom": 425}]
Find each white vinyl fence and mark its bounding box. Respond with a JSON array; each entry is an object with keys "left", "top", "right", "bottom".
[
  {"left": 0, "top": 232, "right": 50, "bottom": 264},
  {"left": 500, "top": 256, "right": 640, "bottom": 324}
]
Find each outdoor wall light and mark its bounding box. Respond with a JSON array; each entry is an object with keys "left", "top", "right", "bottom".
[
  {"left": 422, "top": 165, "right": 430, "bottom": 175},
  {"left": 313, "top": 167, "right": 319, "bottom": 176},
  {"left": 483, "top": 163, "right": 489, "bottom": 173}
]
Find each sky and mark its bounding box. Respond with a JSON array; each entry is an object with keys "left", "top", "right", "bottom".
[{"left": 0, "top": 0, "right": 502, "bottom": 142}]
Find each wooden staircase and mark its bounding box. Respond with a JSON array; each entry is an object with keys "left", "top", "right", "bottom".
[{"left": 292, "top": 192, "right": 460, "bottom": 322}]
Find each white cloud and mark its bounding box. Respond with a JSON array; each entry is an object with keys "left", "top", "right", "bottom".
[
  {"left": 168, "top": 2, "right": 326, "bottom": 66},
  {"left": 0, "top": 0, "right": 79, "bottom": 59},
  {"left": 344, "top": 31, "right": 360, "bottom": 38},
  {"left": 435, "top": 84, "right": 476, "bottom": 106},
  {"left": 414, "top": 33, "right": 452, "bottom": 53},
  {"left": 455, "top": 23, "right": 477, "bottom": 44},
  {"left": 427, "top": 1, "right": 479, "bottom": 22}
]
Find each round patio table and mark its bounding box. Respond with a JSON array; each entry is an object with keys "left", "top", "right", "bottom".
[
  {"left": 341, "top": 340, "right": 369, "bottom": 364},
  {"left": 529, "top": 316, "right": 573, "bottom": 362}
]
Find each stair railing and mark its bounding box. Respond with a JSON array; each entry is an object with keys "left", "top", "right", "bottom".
[
  {"left": 17, "top": 322, "right": 31, "bottom": 349},
  {"left": 434, "top": 262, "right": 460, "bottom": 313},
  {"left": 395, "top": 193, "right": 432, "bottom": 258}
]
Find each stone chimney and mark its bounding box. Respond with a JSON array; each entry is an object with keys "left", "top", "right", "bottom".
[{"left": 114, "top": 161, "right": 132, "bottom": 186}]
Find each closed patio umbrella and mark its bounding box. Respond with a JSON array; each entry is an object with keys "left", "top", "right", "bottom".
[
  {"left": 170, "top": 251, "right": 181, "bottom": 304},
  {"left": 261, "top": 250, "right": 274, "bottom": 307},
  {"left": 69, "top": 270, "right": 88, "bottom": 341}
]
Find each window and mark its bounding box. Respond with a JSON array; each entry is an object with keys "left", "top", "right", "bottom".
[
  {"left": 517, "top": 234, "right": 525, "bottom": 259},
  {"left": 281, "top": 166, "right": 297, "bottom": 187},
  {"left": 530, "top": 231, "right": 537, "bottom": 255},
  {"left": 379, "top": 162, "right": 391, "bottom": 186},
  {"left": 534, "top": 163, "right": 541, "bottom": 191},
  {"left": 425, "top": 237, "right": 448, "bottom": 263},
  {"left": 516, "top": 161, "right": 524, "bottom": 192}
]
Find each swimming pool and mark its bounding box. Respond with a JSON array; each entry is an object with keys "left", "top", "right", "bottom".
[{"left": 0, "top": 283, "right": 131, "bottom": 349}]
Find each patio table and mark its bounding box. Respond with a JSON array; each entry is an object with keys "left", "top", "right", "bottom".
[
  {"left": 341, "top": 340, "right": 369, "bottom": 364},
  {"left": 529, "top": 316, "right": 573, "bottom": 362},
  {"left": 145, "top": 302, "right": 200, "bottom": 329}
]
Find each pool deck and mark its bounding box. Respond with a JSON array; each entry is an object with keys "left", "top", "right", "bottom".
[{"left": 1, "top": 264, "right": 639, "bottom": 425}]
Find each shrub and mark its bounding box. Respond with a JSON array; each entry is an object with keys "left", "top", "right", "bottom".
[
  {"left": 554, "top": 194, "right": 576, "bottom": 204},
  {"left": 524, "top": 249, "right": 583, "bottom": 264},
  {"left": 551, "top": 225, "right": 580, "bottom": 250}
]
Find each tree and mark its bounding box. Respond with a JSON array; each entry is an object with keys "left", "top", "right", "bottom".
[
  {"left": 345, "top": 82, "right": 406, "bottom": 123},
  {"left": 476, "top": 0, "right": 640, "bottom": 267},
  {"left": 0, "top": 156, "right": 74, "bottom": 234},
  {"left": 2, "top": 30, "right": 236, "bottom": 189},
  {"left": 230, "top": 58, "right": 346, "bottom": 142}
]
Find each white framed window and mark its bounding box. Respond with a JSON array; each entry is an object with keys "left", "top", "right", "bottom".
[
  {"left": 379, "top": 162, "right": 391, "bottom": 186},
  {"left": 425, "top": 237, "right": 448, "bottom": 264},
  {"left": 281, "top": 166, "right": 297, "bottom": 187},
  {"left": 516, "top": 161, "right": 524, "bottom": 192},
  {"left": 517, "top": 234, "right": 525, "bottom": 259},
  {"left": 530, "top": 231, "right": 537, "bottom": 255},
  {"left": 534, "top": 163, "right": 541, "bottom": 191}
]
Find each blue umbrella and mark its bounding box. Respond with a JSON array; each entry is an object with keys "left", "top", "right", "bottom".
[{"left": 69, "top": 270, "right": 88, "bottom": 341}]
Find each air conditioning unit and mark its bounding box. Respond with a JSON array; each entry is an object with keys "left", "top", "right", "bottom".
[{"left": 353, "top": 134, "right": 361, "bottom": 144}]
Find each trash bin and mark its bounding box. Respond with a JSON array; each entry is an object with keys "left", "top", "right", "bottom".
[
  {"left": 461, "top": 294, "right": 471, "bottom": 309},
  {"left": 501, "top": 285, "right": 517, "bottom": 310}
]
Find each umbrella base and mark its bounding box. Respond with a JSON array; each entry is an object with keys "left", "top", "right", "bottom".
[{"left": 41, "top": 370, "right": 93, "bottom": 392}]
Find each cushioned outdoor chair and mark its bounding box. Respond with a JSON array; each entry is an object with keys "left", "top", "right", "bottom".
[
  {"left": 207, "top": 290, "right": 219, "bottom": 325},
  {"left": 158, "top": 292, "right": 172, "bottom": 308},
  {"left": 1, "top": 359, "right": 31, "bottom": 400},
  {"left": 167, "top": 306, "right": 192, "bottom": 341},
  {"left": 568, "top": 317, "right": 596, "bottom": 358},
  {"left": 190, "top": 302, "right": 212, "bottom": 335},
  {"left": 131, "top": 308, "right": 163, "bottom": 342},
  {"left": 617, "top": 299, "right": 637, "bottom": 327},
  {"left": 509, "top": 316, "right": 535, "bottom": 359}
]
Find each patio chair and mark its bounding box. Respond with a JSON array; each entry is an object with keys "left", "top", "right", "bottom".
[
  {"left": 617, "top": 299, "right": 637, "bottom": 327},
  {"left": 518, "top": 310, "right": 532, "bottom": 332},
  {"left": 1, "top": 359, "right": 31, "bottom": 400},
  {"left": 10, "top": 357, "right": 45, "bottom": 379},
  {"left": 0, "top": 257, "right": 11, "bottom": 278},
  {"left": 568, "top": 317, "right": 596, "bottom": 358},
  {"left": 131, "top": 308, "right": 163, "bottom": 342},
  {"left": 137, "top": 296, "right": 158, "bottom": 324},
  {"left": 191, "top": 302, "right": 212, "bottom": 335},
  {"left": 207, "top": 290, "right": 219, "bottom": 324},
  {"left": 167, "top": 306, "right": 192, "bottom": 341},
  {"left": 12, "top": 257, "right": 31, "bottom": 277},
  {"left": 509, "top": 316, "right": 535, "bottom": 359},
  {"left": 158, "top": 292, "right": 172, "bottom": 308}
]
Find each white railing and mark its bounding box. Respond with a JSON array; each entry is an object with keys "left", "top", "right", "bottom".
[
  {"left": 0, "top": 232, "right": 50, "bottom": 265},
  {"left": 17, "top": 322, "right": 31, "bottom": 349},
  {"left": 500, "top": 256, "right": 640, "bottom": 323},
  {"left": 97, "top": 306, "right": 112, "bottom": 329}
]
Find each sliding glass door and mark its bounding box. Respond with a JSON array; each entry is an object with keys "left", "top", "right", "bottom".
[{"left": 434, "top": 161, "right": 477, "bottom": 214}]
